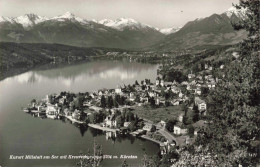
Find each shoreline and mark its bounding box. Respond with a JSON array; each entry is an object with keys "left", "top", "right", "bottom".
[
  {"left": 88, "top": 124, "right": 119, "bottom": 133},
  {"left": 140, "top": 135, "right": 164, "bottom": 146}
]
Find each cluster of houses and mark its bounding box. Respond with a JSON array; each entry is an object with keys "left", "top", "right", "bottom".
[{"left": 24, "top": 61, "right": 226, "bottom": 151}]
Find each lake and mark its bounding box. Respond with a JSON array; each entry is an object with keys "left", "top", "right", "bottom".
[{"left": 0, "top": 60, "right": 160, "bottom": 167}]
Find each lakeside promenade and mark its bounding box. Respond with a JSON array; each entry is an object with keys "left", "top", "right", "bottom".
[{"left": 88, "top": 124, "right": 119, "bottom": 133}]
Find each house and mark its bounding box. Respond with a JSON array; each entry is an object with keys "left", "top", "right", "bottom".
[
  {"left": 98, "top": 90, "right": 103, "bottom": 96},
  {"left": 160, "top": 80, "right": 165, "bottom": 87},
  {"left": 171, "top": 86, "right": 180, "bottom": 94},
  {"left": 205, "top": 75, "right": 213, "bottom": 80},
  {"left": 181, "top": 81, "right": 189, "bottom": 86},
  {"left": 195, "top": 97, "right": 207, "bottom": 111},
  {"left": 178, "top": 92, "right": 184, "bottom": 98},
  {"left": 148, "top": 91, "right": 156, "bottom": 97},
  {"left": 207, "top": 82, "right": 216, "bottom": 89},
  {"left": 63, "top": 108, "right": 71, "bottom": 116},
  {"left": 164, "top": 82, "right": 173, "bottom": 87},
  {"left": 158, "top": 120, "right": 166, "bottom": 129},
  {"left": 59, "top": 97, "right": 66, "bottom": 104},
  {"left": 195, "top": 88, "right": 201, "bottom": 95},
  {"left": 156, "top": 79, "right": 160, "bottom": 86},
  {"left": 156, "top": 97, "right": 166, "bottom": 106},
  {"left": 104, "top": 115, "right": 117, "bottom": 127},
  {"left": 83, "top": 100, "right": 92, "bottom": 107},
  {"left": 90, "top": 93, "right": 97, "bottom": 99},
  {"left": 143, "top": 123, "right": 153, "bottom": 132},
  {"left": 178, "top": 114, "right": 184, "bottom": 122},
  {"left": 115, "top": 85, "right": 122, "bottom": 94},
  {"left": 188, "top": 73, "right": 195, "bottom": 79},
  {"left": 199, "top": 103, "right": 207, "bottom": 112},
  {"left": 171, "top": 99, "right": 180, "bottom": 106},
  {"left": 124, "top": 122, "right": 131, "bottom": 128},
  {"left": 37, "top": 106, "right": 45, "bottom": 112},
  {"left": 196, "top": 75, "right": 203, "bottom": 80},
  {"left": 140, "top": 97, "right": 149, "bottom": 103},
  {"left": 72, "top": 109, "right": 81, "bottom": 120},
  {"left": 173, "top": 122, "right": 187, "bottom": 135},
  {"left": 190, "top": 80, "right": 197, "bottom": 85},
  {"left": 46, "top": 105, "right": 59, "bottom": 119},
  {"left": 135, "top": 85, "right": 142, "bottom": 91},
  {"left": 193, "top": 120, "right": 206, "bottom": 136},
  {"left": 205, "top": 64, "right": 209, "bottom": 69},
  {"left": 129, "top": 92, "right": 136, "bottom": 101},
  {"left": 196, "top": 83, "right": 202, "bottom": 87}
]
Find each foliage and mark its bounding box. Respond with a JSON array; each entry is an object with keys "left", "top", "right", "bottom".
[
  {"left": 194, "top": 1, "right": 260, "bottom": 166},
  {"left": 187, "top": 125, "right": 194, "bottom": 138},
  {"left": 166, "top": 118, "right": 178, "bottom": 132},
  {"left": 163, "top": 69, "right": 188, "bottom": 83},
  {"left": 100, "top": 95, "right": 106, "bottom": 108},
  {"left": 151, "top": 125, "right": 156, "bottom": 132}
]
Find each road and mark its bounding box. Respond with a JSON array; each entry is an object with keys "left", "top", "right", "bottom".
[{"left": 158, "top": 129, "right": 179, "bottom": 146}]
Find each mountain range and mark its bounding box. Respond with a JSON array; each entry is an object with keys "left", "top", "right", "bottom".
[
  {"left": 0, "top": 7, "right": 247, "bottom": 50},
  {"left": 151, "top": 6, "right": 247, "bottom": 51}
]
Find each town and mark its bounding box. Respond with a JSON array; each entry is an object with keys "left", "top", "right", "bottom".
[{"left": 23, "top": 59, "right": 225, "bottom": 159}]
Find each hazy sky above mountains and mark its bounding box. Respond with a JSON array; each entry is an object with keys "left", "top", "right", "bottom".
[{"left": 0, "top": 0, "right": 239, "bottom": 28}]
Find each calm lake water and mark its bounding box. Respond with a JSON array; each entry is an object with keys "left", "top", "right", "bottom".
[{"left": 0, "top": 60, "right": 160, "bottom": 167}]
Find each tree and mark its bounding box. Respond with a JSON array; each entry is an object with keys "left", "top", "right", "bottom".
[
  {"left": 201, "top": 87, "right": 209, "bottom": 96},
  {"left": 151, "top": 125, "right": 156, "bottom": 132},
  {"left": 114, "top": 94, "right": 120, "bottom": 106},
  {"left": 166, "top": 118, "right": 177, "bottom": 132},
  {"left": 74, "top": 95, "right": 84, "bottom": 109},
  {"left": 181, "top": 104, "right": 188, "bottom": 113},
  {"left": 116, "top": 115, "right": 123, "bottom": 128},
  {"left": 192, "top": 105, "right": 200, "bottom": 122},
  {"left": 135, "top": 94, "right": 140, "bottom": 103},
  {"left": 128, "top": 122, "right": 136, "bottom": 132},
  {"left": 89, "top": 113, "right": 98, "bottom": 124},
  {"left": 113, "top": 98, "right": 119, "bottom": 108},
  {"left": 125, "top": 111, "right": 135, "bottom": 122},
  {"left": 100, "top": 95, "right": 106, "bottom": 108},
  {"left": 135, "top": 80, "right": 139, "bottom": 85},
  {"left": 107, "top": 96, "right": 113, "bottom": 109},
  {"left": 187, "top": 125, "right": 194, "bottom": 137},
  {"left": 142, "top": 154, "right": 159, "bottom": 167},
  {"left": 195, "top": 1, "right": 260, "bottom": 166},
  {"left": 149, "top": 97, "right": 156, "bottom": 107}
]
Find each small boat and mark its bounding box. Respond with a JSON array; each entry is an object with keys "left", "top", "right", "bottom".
[{"left": 22, "top": 108, "right": 30, "bottom": 113}]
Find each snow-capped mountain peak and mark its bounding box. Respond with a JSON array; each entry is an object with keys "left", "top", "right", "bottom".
[
  {"left": 0, "top": 16, "right": 14, "bottom": 23},
  {"left": 51, "top": 12, "right": 89, "bottom": 24},
  {"left": 53, "top": 11, "right": 75, "bottom": 19},
  {"left": 98, "top": 18, "right": 150, "bottom": 30},
  {"left": 159, "top": 27, "right": 182, "bottom": 35},
  {"left": 13, "top": 14, "right": 48, "bottom": 27},
  {"left": 225, "top": 6, "right": 246, "bottom": 18}
]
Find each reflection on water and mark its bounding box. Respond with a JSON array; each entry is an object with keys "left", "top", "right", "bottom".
[
  {"left": 0, "top": 60, "right": 159, "bottom": 167},
  {"left": 3, "top": 60, "right": 158, "bottom": 90}
]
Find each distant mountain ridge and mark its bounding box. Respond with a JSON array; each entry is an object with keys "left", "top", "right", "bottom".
[
  {"left": 151, "top": 7, "right": 248, "bottom": 51},
  {"left": 0, "top": 12, "right": 168, "bottom": 49},
  {"left": 159, "top": 27, "right": 182, "bottom": 35},
  {"left": 0, "top": 7, "right": 247, "bottom": 50}
]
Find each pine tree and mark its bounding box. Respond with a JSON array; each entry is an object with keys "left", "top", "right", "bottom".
[{"left": 100, "top": 95, "right": 106, "bottom": 108}]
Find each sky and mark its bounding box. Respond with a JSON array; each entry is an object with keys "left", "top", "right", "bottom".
[{"left": 0, "top": 0, "right": 239, "bottom": 28}]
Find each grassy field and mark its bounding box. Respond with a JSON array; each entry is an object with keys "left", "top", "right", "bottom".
[{"left": 132, "top": 105, "right": 184, "bottom": 123}]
